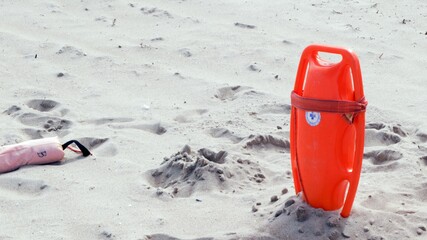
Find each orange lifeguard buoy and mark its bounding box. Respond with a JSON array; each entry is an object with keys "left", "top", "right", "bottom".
[{"left": 290, "top": 44, "right": 367, "bottom": 217}]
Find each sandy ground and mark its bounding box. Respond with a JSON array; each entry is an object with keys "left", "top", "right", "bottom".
[{"left": 0, "top": 0, "right": 426, "bottom": 239}]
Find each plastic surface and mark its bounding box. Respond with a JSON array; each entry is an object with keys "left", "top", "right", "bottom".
[
  {"left": 290, "top": 44, "right": 366, "bottom": 217},
  {"left": 0, "top": 137, "right": 65, "bottom": 173}
]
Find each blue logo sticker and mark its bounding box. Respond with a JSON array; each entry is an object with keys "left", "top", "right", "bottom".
[{"left": 305, "top": 111, "right": 321, "bottom": 126}]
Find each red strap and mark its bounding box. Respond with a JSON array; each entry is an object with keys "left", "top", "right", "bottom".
[{"left": 291, "top": 91, "right": 367, "bottom": 113}]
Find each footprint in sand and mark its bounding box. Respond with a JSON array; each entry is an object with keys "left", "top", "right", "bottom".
[
  {"left": 364, "top": 149, "right": 403, "bottom": 165},
  {"left": 365, "top": 122, "right": 412, "bottom": 147},
  {"left": 26, "top": 99, "right": 59, "bottom": 112},
  {"left": 366, "top": 122, "right": 409, "bottom": 138},
  {"left": 3, "top": 99, "right": 73, "bottom": 138},
  {"left": 18, "top": 113, "right": 72, "bottom": 132},
  {"left": 364, "top": 129, "right": 401, "bottom": 147}
]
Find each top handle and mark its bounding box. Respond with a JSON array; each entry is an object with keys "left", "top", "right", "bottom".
[{"left": 293, "top": 44, "right": 365, "bottom": 100}]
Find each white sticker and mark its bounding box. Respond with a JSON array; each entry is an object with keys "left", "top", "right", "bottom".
[{"left": 305, "top": 111, "right": 321, "bottom": 126}]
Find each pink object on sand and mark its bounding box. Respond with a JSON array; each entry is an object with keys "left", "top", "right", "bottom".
[{"left": 0, "top": 137, "right": 65, "bottom": 173}]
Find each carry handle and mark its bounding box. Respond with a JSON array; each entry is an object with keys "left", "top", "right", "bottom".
[{"left": 293, "top": 44, "right": 365, "bottom": 101}]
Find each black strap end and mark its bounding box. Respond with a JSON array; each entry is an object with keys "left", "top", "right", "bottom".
[{"left": 62, "top": 140, "right": 91, "bottom": 157}]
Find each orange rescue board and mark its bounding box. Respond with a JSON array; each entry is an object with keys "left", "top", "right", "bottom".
[{"left": 290, "top": 44, "right": 367, "bottom": 218}]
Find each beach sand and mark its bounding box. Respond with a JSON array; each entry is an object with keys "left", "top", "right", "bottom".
[{"left": 0, "top": 0, "right": 426, "bottom": 239}]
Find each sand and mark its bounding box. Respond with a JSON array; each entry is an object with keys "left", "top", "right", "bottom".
[{"left": 0, "top": 0, "right": 426, "bottom": 239}]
